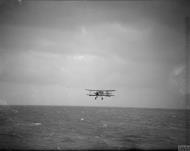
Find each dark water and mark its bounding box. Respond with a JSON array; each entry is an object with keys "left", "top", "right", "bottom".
[{"left": 0, "top": 105, "right": 187, "bottom": 150}]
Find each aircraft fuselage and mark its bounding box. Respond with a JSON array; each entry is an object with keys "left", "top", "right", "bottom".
[{"left": 85, "top": 89, "right": 115, "bottom": 100}]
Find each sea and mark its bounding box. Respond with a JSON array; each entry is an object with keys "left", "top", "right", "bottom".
[{"left": 0, "top": 105, "right": 188, "bottom": 150}]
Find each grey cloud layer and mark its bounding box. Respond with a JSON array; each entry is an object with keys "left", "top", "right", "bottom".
[{"left": 0, "top": 1, "right": 188, "bottom": 108}]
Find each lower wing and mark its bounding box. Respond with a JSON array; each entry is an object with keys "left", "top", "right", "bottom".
[
  {"left": 86, "top": 94, "right": 114, "bottom": 97},
  {"left": 86, "top": 89, "right": 116, "bottom": 92},
  {"left": 86, "top": 94, "right": 97, "bottom": 96},
  {"left": 99, "top": 94, "right": 115, "bottom": 97}
]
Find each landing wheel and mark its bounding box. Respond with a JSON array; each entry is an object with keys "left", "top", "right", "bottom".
[{"left": 101, "top": 97, "right": 103, "bottom": 100}]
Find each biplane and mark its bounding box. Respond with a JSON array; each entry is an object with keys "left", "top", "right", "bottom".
[{"left": 85, "top": 89, "right": 116, "bottom": 100}]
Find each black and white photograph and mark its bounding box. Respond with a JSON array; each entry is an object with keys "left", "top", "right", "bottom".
[{"left": 0, "top": 0, "right": 189, "bottom": 150}]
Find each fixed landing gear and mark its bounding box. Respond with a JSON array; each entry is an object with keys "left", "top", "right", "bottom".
[{"left": 94, "top": 96, "right": 104, "bottom": 100}]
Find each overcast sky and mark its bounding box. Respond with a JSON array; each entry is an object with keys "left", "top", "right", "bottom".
[{"left": 0, "top": 0, "right": 189, "bottom": 108}]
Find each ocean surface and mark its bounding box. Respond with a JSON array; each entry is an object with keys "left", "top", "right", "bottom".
[{"left": 0, "top": 105, "right": 188, "bottom": 150}]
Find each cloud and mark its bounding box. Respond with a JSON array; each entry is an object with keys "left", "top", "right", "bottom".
[
  {"left": 0, "top": 51, "right": 68, "bottom": 85},
  {"left": 0, "top": 98, "right": 8, "bottom": 105},
  {"left": 169, "top": 65, "right": 186, "bottom": 94},
  {"left": 0, "top": 1, "right": 187, "bottom": 108}
]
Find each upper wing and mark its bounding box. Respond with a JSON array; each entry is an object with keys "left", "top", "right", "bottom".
[
  {"left": 85, "top": 89, "right": 100, "bottom": 91},
  {"left": 104, "top": 90, "right": 116, "bottom": 92},
  {"left": 85, "top": 89, "right": 116, "bottom": 91}
]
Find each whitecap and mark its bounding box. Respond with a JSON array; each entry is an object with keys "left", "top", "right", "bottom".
[
  {"left": 16, "top": 122, "right": 42, "bottom": 127},
  {"left": 32, "top": 122, "right": 42, "bottom": 126},
  {"left": 103, "top": 123, "right": 108, "bottom": 127}
]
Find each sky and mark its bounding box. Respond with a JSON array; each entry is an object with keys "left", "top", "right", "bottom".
[{"left": 0, "top": 0, "right": 189, "bottom": 108}]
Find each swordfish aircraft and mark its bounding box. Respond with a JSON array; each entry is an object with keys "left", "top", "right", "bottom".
[{"left": 85, "top": 89, "right": 116, "bottom": 100}]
